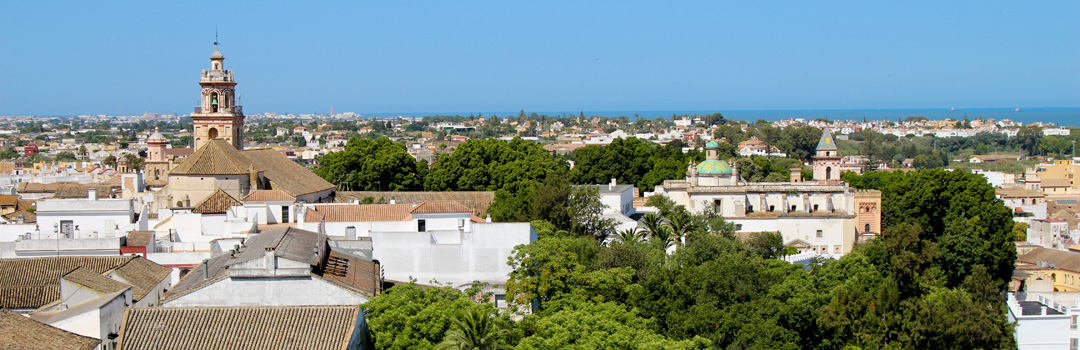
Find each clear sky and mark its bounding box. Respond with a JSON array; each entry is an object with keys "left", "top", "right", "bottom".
[{"left": 1, "top": 1, "right": 1078, "bottom": 116}]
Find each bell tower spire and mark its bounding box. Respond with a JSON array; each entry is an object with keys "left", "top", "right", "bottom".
[{"left": 192, "top": 33, "right": 245, "bottom": 151}]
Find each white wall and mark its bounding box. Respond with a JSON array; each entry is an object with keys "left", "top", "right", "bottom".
[{"left": 371, "top": 222, "right": 535, "bottom": 288}]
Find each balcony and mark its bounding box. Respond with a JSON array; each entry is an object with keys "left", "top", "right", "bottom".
[{"left": 192, "top": 105, "right": 243, "bottom": 115}]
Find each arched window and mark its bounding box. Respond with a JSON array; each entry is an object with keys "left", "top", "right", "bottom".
[
  {"left": 825, "top": 167, "right": 833, "bottom": 180},
  {"left": 211, "top": 92, "right": 219, "bottom": 112},
  {"left": 208, "top": 127, "right": 219, "bottom": 140},
  {"left": 865, "top": 223, "right": 871, "bottom": 233}
]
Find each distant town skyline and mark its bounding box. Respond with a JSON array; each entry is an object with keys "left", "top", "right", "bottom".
[{"left": 1, "top": 1, "right": 1078, "bottom": 116}]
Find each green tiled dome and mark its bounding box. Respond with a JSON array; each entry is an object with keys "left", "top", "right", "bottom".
[
  {"left": 706, "top": 141, "right": 720, "bottom": 148},
  {"left": 696, "top": 160, "right": 732, "bottom": 174}
]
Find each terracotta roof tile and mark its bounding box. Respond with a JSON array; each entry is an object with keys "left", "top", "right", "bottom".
[
  {"left": 191, "top": 189, "right": 240, "bottom": 214},
  {"left": 63, "top": 267, "right": 129, "bottom": 294},
  {"left": 125, "top": 231, "right": 155, "bottom": 247},
  {"left": 0, "top": 309, "right": 99, "bottom": 350},
  {"left": 117, "top": 305, "right": 364, "bottom": 350},
  {"left": 241, "top": 189, "right": 297, "bottom": 202},
  {"left": 1018, "top": 247, "right": 1080, "bottom": 273},
  {"left": 410, "top": 201, "right": 473, "bottom": 214},
  {"left": 0, "top": 256, "right": 133, "bottom": 309},
  {"left": 169, "top": 140, "right": 334, "bottom": 197},
  {"left": 0, "top": 195, "right": 17, "bottom": 207},
  {"left": 3, "top": 209, "right": 35, "bottom": 224},
  {"left": 335, "top": 191, "right": 494, "bottom": 216},
  {"left": 240, "top": 149, "right": 335, "bottom": 196},
  {"left": 111, "top": 256, "right": 172, "bottom": 301},
  {"left": 304, "top": 204, "right": 413, "bottom": 222},
  {"left": 169, "top": 139, "right": 252, "bottom": 175}
]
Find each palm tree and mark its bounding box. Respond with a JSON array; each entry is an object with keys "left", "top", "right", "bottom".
[
  {"left": 436, "top": 307, "right": 509, "bottom": 350},
  {"left": 614, "top": 227, "right": 644, "bottom": 243},
  {"left": 667, "top": 214, "right": 699, "bottom": 247},
  {"left": 639, "top": 212, "right": 666, "bottom": 238}
]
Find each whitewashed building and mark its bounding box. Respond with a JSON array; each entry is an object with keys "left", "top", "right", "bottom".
[
  {"left": 654, "top": 132, "right": 881, "bottom": 256},
  {"left": 161, "top": 226, "right": 380, "bottom": 307}
]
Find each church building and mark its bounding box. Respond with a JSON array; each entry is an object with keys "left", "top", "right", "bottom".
[
  {"left": 654, "top": 132, "right": 881, "bottom": 256},
  {"left": 152, "top": 46, "right": 335, "bottom": 211}
]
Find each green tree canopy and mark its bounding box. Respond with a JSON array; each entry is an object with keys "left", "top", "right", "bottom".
[{"left": 316, "top": 137, "right": 426, "bottom": 191}]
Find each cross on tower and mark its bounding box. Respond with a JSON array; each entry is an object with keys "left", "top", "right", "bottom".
[{"left": 214, "top": 28, "right": 219, "bottom": 48}]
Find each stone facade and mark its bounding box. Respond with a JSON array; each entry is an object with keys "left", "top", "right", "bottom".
[
  {"left": 191, "top": 47, "right": 244, "bottom": 150},
  {"left": 655, "top": 137, "right": 882, "bottom": 256}
]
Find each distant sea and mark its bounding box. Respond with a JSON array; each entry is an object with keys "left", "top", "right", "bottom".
[{"left": 364, "top": 107, "right": 1080, "bottom": 127}]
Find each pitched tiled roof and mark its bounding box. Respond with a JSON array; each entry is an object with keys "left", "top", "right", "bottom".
[
  {"left": 0, "top": 256, "right": 132, "bottom": 309},
  {"left": 125, "top": 231, "right": 155, "bottom": 247},
  {"left": 335, "top": 191, "right": 495, "bottom": 216},
  {"left": 191, "top": 189, "right": 240, "bottom": 214},
  {"left": 63, "top": 267, "right": 129, "bottom": 294},
  {"left": 117, "top": 305, "right": 364, "bottom": 350},
  {"left": 1018, "top": 247, "right": 1080, "bottom": 273},
  {"left": 0, "top": 195, "right": 17, "bottom": 207},
  {"left": 111, "top": 256, "right": 172, "bottom": 302},
  {"left": 169, "top": 139, "right": 252, "bottom": 175},
  {"left": 0, "top": 256, "right": 168, "bottom": 309},
  {"left": 410, "top": 201, "right": 473, "bottom": 214},
  {"left": 231, "top": 227, "right": 319, "bottom": 266},
  {"left": 0, "top": 309, "right": 99, "bottom": 350},
  {"left": 53, "top": 184, "right": 115, "bottom": 199},
  {"left": 3, "top": 209, "right": 36, "bottom": 223},
  {"left": 241, "top": 189, "right": 297, "bottom": 202},
  {"left": 169, "top": 140, "right": 334, "bottom": 197},
  {"left": 240, "top": 149, "right": 335, "bottom": 196},
  {"left": 164, "top": 227, "right": 320, "bottom": 302},
  {"left": 304, "top": 204, "right": 413, "bottom": 222}
]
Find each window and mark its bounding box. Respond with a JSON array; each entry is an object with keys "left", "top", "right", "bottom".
[
  {"left": 791, "top": 205, "right": 797, "bottom": 212},
  {"left": 281, "top": 206, "right": 289, "bottom": 223},
  {"left": 865, "top": 224, "right": 871, "bottom": 233},
  {"left": 813, "top": 204, "right": 819, "bottom": 212},
  {"left": 769, "top": 205, "right": 775, "bottom": 212},
  {"left": 60, "top": 220, "right": 74, "bottom": 237},
  {"left": 816, "top": 230, "right": 823, "bottom": 238},
  {"left": 735, "top": 224, "right": 743, "bottom": 231},
  {"left": 747, "top": 205, "right": 754, "bottom": 213},
  {"left": 418, "top": 219, "right": 426, "bottom": 232},
  {"left": 713, "top": 199, "right": 723, "bottom": 214}
]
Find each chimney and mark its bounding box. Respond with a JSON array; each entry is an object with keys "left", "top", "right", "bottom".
[
  {"left": 87, "top": 188, "right": 96, "bottom": 200},
  {"left": 485, "top": 214, "right": 492, "bottom": 223},
  {"left": 610, "top": 178, "right": 616, "bottom": 190},
  {"left": 346, "top": 226, "right": 357, "bottom": 240},
  {"left": 264, "top": 247, "right": 276, "bottom": 272},
  {"left": 389, "top": 196, "right": 396, "bottom": 205},
  {"left": 202, "top": 259, "right": 209, "bottom": 279}
]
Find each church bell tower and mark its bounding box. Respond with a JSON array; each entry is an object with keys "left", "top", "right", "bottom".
[{"left": 191, "top": 42, "right": 244, "bottom": 150}]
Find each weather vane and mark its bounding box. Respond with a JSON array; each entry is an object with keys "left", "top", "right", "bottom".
[{"left": 214, "top": 28, "right": 219, "bottom": 48}]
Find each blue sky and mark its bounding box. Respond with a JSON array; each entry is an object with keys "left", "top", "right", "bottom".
[{"left": 1, "top": 1, "right": 1077, "bottom": 116}]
